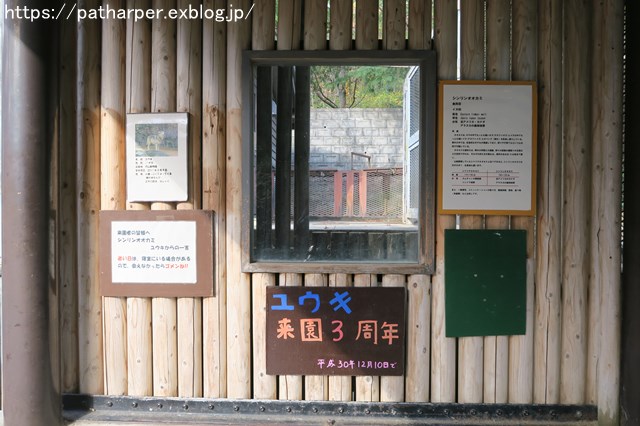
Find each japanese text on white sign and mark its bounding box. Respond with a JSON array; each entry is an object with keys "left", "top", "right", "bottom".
[{"left": 439, "top": 82, "right": 536, "bottom": 215}]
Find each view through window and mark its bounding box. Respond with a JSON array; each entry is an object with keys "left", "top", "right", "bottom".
[{"left": 242, "top": 51, "right": 436, "bottom": 273}]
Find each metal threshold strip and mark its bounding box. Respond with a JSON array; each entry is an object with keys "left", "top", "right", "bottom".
[{"left": 63, "top": 394, "right": 597, "bottom": 425}]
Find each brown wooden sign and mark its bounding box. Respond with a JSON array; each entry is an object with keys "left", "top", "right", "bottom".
[{"left": 266, "top": 286, "right": 406, "bottom": 376}]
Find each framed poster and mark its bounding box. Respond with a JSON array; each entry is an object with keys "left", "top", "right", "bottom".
[
  {"left": 438, "top": 81, "right": 537, "bottom": 216},
  {"left": 99, "top": 210, "right": 214, "bottom": 297},
  {"left": 126, "top": 112, "right": 189, "bottom": 202}
]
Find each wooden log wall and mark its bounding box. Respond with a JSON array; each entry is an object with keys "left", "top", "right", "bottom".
[{"left": 62, "top": 1, "right": 624, "bottom": 424}]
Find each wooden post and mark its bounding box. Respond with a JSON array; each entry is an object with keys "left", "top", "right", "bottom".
[
  {"left": 252, "top": 273, "right": 278, "bottom": 399},
  {"left": 383, "top": 0, "right": 406, "bottom": 50},
  {"left": 329, "top": 0, "right": 352, "bottom": 51},
  {"left": 560, "top": 0, "right": 592, "bottom": 405},
  {"left": 148, "top": 0, "right": 178, "bottom": 397},
  {"left": 151, "top": 0, "right": 176, "bottom": 114},
  {"left": 355, "top": 0, "right": 378, "bottom": 50},
  {"left": 533, "top": 0, "right": 562, "bottom": 404},
  {"left": 457, "top": 0, "right": 485, "bottom": 405},
  {"left": 60, "top": 6, "right": 79, "bottom": 393},
  {"left": 125, "top": 2, "right": 153, "bottom": 397},
  {"left": 278, "top": 274, "right": 304, "bottom": 400},
  {"left": 408, "top": 0, "right": 432, "bottom": 50},
  {"left": 586, "top": 0, "right": 604, "bottom": 405},
  {"left": 78, "top": 0, "right": 104, "bottom": 394},
  {"left": 277, "top": 0, "right": 303, "bottom": 50},
  {"left": 175, "top": 0, "right": 203, "bottom": 398},
  {"left": 306, "top": 0, "right": 332, "bottom": 401},
  {"left": 251, "top": 0, "right": 277, "bottom": 401},
  {"left": 328, "top": 273, "right": 353, "bottom": 401},
  {"left": 354, "top": 274, "right": 380, "bottom": 402},
  {"left": 404, "top": 0, "right": 432, "bottom": 404},
  {"left": 431, "top": 0, "right": 457, "bottom": 403},
  {"left": 484, "top": 0, "right": 511, "bottom": 405},
  {"left": 101, "top": 0, "right": 128, "bottom": 395},
  {"left": 405, "top": 275, "right": 430, "bottom": 402},
  {"left": 226, "top": 0, "right": 253, "bottom": 398},
  {"left": 380, "top": 275, "right": 406, "bottom": 402},
  {"left": 594, "top": 1, "right": 623, "bottom": 423},
  {"left": 304, "top": 0, "right": 328, "bottom": 50},
  {"left": 304, "top": 274, "right": 330, "bottom": 401},
  {"left": 509, "top": 0, "right": 536, "bottom": 404},
  {"left": 621, "top": 1, "right": 640, "bottom": 423},
  {"left": 202, "top": 0, "right": 228, "bottom": 398}
]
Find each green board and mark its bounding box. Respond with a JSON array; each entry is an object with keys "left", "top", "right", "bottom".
[{"left": 445, "top": 229, "right": 526, "bottom": 337}]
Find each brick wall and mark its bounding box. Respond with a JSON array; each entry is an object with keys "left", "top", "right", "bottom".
[{"left": 309, "top": 108, "right": 404, "bottom": 170}]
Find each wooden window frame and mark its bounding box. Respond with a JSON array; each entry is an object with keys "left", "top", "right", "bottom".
[{"left": 241, "top": 50, "right": 437, "bottom": 274}]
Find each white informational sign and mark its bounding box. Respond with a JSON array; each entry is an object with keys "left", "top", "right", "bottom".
[
  {"left": 111, "top": 221, "right": 197, "bottom": 284},
  {"left": 126, "top": 112, "right": 189, "bottom": 202},
  {"left": 439, "top": 81, "right": 536, "bottom": 216}
]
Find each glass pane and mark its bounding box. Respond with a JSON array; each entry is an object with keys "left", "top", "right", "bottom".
[{"left": 250, "top": 63, "right": 423, "bottom": 264}]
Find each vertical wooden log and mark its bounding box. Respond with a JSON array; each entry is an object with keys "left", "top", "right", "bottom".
[
  {"left": 354, "top": 274, "right": 380, "bottom": 402},
  {"left": 304, "top": 0, "right": 328, "bottom": 50},
  {"left": 560, "top": 0, "right": 591, "bottom": 405},
  {"left": 594, "top": 1, "right": 623, "bottom": 423},
  {"left": 380, "top": 275, "right": 406, "bottom": 402},
  {"left": 149, "top": 0, "right": 178, "bottom": 398},
  {"left": 126, "top": 0, "right": 151, "bottom": 115},
  {"left": 355, "top": 0, "right": 378, "bottom": 50},
  {"left": 125, "top": 1, "right": 153, "bottom": 397},
  {"left": 304, "top": 274, "right": 330, "bottom": 401},
  {"left": 329, "top": 0, "right": 353, "bottom": 51},
  {"left": 177, "top": 0, "right": 203, "bottom": 212},
  {"left": 485, "top": 0, "right": 511, "bottom": 405},
  {"left": 406, "top": 274, "right": 430, "bottom": 402},
  {"left": 405, "top": 0, "right": 432, "bottom": 404},
  {"left": 101, "top": 0, "right": 128, "bottom": 395},
  {"left": 273, "top": 1, "right": 305, "bottom": 400},
  {"left": 152, "top": 295, "right": 177, "bottom": 396},
  {"left": 408, "top": 0, "right": 432, "bottom": 50},
  {"left": 383, "top": 0, "right": 406, "bottom": 50},
  {"left": 431, "top": 0, "right": 457, "bottom": 403},
  {"left": 252, "top": 273, "right": 277, "bottom": 399},
  {"left": 125, "top": 297, "right": 152, "bottom": 397},
  {"left": 275, "top": 0, "right": 302, "bottom": 252},
  {"left": 251, "top": 0, "right": 277, "bottom": 401},
  {"left": 176, "top": 0, "right": 203, "bottom": 398},
  {"left": 151, "top": 0, "right": 177, "bottom": 114},
  {"left": 226, "top": 0, "right": 253, "bottom": 398},
  {"left": 586, "top": 1, "right": 604, "bottom": 406},
  {"left": 533, "top": 0, "right": 562, "bottom": 404},
  {"left": 60, "top": 7, "right": 79, "bottom": 393},
  {"left": 277, "top": 0, "right": 303, "bottom": 50},
  {"left": 509, "top": 0, "right": 536, "bottom": 404},
  {"left": 304, "top": 4, "right": 332, "bottom": 401},
  {"left": 202, "top": 0, "right": 228, "bottom": 398},
  {"left": 278, "top": 273, "right": 304, "bottom": 400},
  {"left": 328, "top": 273, "right": 353, "bottom": 401},
  {"left": 457, "top": 0, "right": 485, "bottom": 405},
  {"left": 78, "top": 0, "right": 104, "bottom": 393}
]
